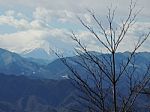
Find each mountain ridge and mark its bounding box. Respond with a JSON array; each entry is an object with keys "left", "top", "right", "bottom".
[
  {"left": 0, "top": 73, "right": 78, "bottom": 112},
  {"left": 0, "top": 48, "right": 149, "bottom": 80},
  {"left": 21, "top": 48, "right": 57, "bottom": 62}
]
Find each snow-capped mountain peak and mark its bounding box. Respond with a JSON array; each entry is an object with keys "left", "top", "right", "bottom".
[{"left": 21, "top": 48, "right": 57, "bottom": 61}]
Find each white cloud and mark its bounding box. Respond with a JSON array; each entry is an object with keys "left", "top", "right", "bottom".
[
  {"left": 0, "top": 29, "right": 46, "bottom": 52},
  {"left": 33, "top": 7, "right": 101, "bottom": 24},
  {"left": 0, "top": 0, "right": 149, "bottom": 18},
  {"left": 129, "top": 22, "right": 150, "bottom": 34},
  {"left": 0, "top": 15, "right": 30, "bottom": 30},
  {"left": 33, "top": 7, "right": 53, "bottom": 22},
  {"left": 33, "top": 7, "right": 78, "bottom": 24},
  {"left": 0, "top": 11, "right": 50, "bottom": 30},
  {"left": 0, "top": 0, "right": 149, "bottom": 53},
  {"left": 30, "top": 20, "right": 49, "bottom": 29},
  {"left": 5, "top": 10, "right": 15, "bottom": 16}
]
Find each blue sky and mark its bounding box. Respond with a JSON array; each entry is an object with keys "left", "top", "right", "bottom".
[{"left": 0, "top": 0, "right": 149, "bottom": 54}]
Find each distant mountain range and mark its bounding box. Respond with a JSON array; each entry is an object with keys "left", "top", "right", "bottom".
[
  {"left": 0, "top": 48, "right": 149, "bottom": 112},
  {"left": 0, "top": 48, "right": 53, "bottom": 79},
  {"left": 0, "top": 73, "right": 80, "bottom": 112},
  {"left": 21, "top": 48, "right": 58, "bottom": 65},
  {"left": 21, "top": 48, "right": 75, "bottom": 64},
  {"left": 0, "top": 48, "right": 149, "bottom": 80},
  {"left": 21, "top": 48, "right": 50, "bottom": 59}
]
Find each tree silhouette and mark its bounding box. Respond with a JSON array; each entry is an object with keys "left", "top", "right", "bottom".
[{"left": 52, "top": 0, "right": 150, "bottom": 111}]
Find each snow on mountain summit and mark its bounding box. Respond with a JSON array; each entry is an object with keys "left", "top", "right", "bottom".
[{"left": 21, "top": 48, "right": 57, "bottom": 61}]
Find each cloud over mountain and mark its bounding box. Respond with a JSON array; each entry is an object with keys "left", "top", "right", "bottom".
[{"left": 0, "top": 0, "right": 149, "bottom": 53}]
